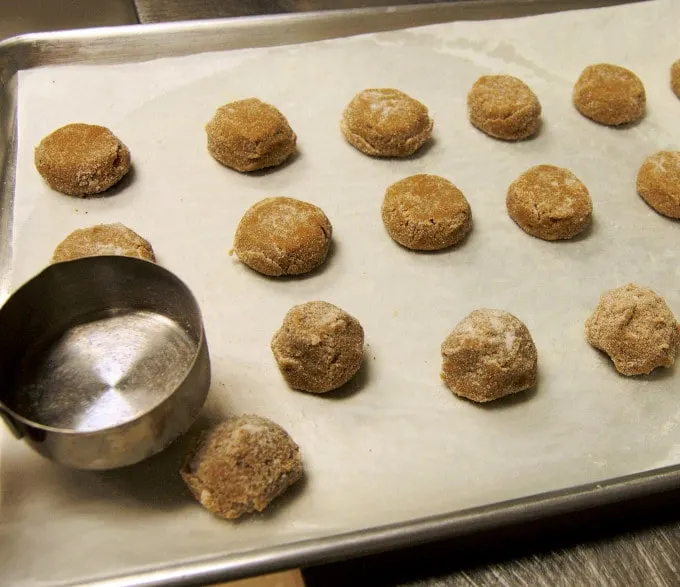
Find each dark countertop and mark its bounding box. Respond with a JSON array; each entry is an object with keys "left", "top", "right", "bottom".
[{"left": 2, "top": 1, "right": 679, "bottom": 585}]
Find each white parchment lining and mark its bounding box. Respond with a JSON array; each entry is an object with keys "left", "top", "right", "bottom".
[{"left": 2, "top": 1, "right": 680, "bottom": 584}]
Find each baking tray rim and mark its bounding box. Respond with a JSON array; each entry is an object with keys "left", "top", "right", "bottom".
[{"left": 0, "top": 1, "right": 671, "bottom": 586}]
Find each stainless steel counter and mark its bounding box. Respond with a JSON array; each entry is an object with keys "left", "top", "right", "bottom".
[{"left": 2, "top": 1, "right": 679, "bottom": 585}]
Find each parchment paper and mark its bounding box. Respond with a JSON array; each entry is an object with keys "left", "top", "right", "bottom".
[{"left": 3, "top": 0, "right": 680, "bottom": 584}]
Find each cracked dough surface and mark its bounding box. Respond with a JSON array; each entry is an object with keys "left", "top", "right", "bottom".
[
  {"left": 440, "top": 309, "right": 538, "bottom": 403},
  {"left": 381, "top": 174, "right": 472, "bottom": 250},
  {"left": 233, "top": 197, "right": 332, "bottom": 276},
  {"left": 271, "top": 301, "right": 364, "bottom": 393},
  {"left": 506, "top": 165, "right": 592, "bottom": 241},
  {"left": 585, "top": 283, "right": 680, "bottom": 376}
]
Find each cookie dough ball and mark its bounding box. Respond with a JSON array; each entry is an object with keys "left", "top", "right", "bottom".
[
  {"left": 585, "top": 284, "right": 680, "bottom": 376},
  {"left": 271, "top": 301, "right": 364, "bottom": 393},
  {"left": 206, "top": 98, "right": 296, "bottom": 172},
  {"left": 636, "top": 151, "right": 680, "bottom": 218},
  {"left": 181, "top": 415, "right": 303, "bottom": 520},
  {"left": 441, "top": 309, "right": 538, "bottom": 403},
  {"left": 506, "top": 165, "right": 592, "bottom": 241},
  {"left": 34, "top": 123, "right": 130, "bottom": 197},
  {"left": 341, "top": 88, "right": 433, "bottom": 157},
  {"left": 381, "top": 174, "right": 472, "bottom": 250},
  {"left": 573, "top": 64, "right": 646, "bottom": 126},
  {"left": 51, "top": 223, "right": 155, "bottom": 263},
  {"left": 672, "top": 60, "right": 680, "bottom": 99},
  {"left": 233, "top": 197, "right": 332, "bottom": 277},
  {"left": 467, "top": 75, "right": 541, "bottom": 141}
]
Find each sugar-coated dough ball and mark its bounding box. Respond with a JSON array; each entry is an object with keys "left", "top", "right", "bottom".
[
  {"left": 382, "top": 174, "right": 472, "bottom": 250},
  {"left": 34, "top": 123, "right": 130, "bottom": 196},
  {"left": 341, "top": 88, "right": 433, "bottom": 157},
  {"left": 671, "top": 59, "right": 680, "bottom": 99},
  {"left": 636, "top": 151, "right": 680, "bottom": 219},
  {"left": 506, "top": 165, "right": 592, "bottom": 240},
  {"left": 206, "top": 98, "right": 296, "bottom": 172},
  {"left": 441, "top": 309, "right": 538, "bottom": 403},
  {"left": 585, "top": 283, "right": 680, "bottom": 376},
  {"left": 51, "top": 223, "right": 155, "bottom": 263},
  {"left": 272, "top": 301, "right": 364, "bottom": 393},
  {"left": 181, "top": 415, "right": 303, "bottom": 520},
  {"left": 467, "top": 75, "right": 541, "bottom": 140},
  {"left": 233, "top": 197, "right": 332, "bottom": 277},
  {"left": 573, "top": 64, "right": 645, "bottom": 126}
]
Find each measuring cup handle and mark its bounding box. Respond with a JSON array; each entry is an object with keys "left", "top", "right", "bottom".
[{"left": 0, "top": 406, "right": 24, "bottom": 439}]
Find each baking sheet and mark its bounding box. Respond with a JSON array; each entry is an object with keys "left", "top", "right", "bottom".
[{"left": 3, "top": 0, "right": 680, "bottom": 584}]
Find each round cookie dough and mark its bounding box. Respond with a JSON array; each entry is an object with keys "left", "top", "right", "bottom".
[
  {"left": 467, "top": 75, "right": 542, "bottom": 141},
  {"left": 672, "top": 59, "right": 680, "bottom": 99},
  {"left": 572, "top": 64, "right": 646, "bottom": 126},
  {"left": 341, "top": 88, "right": 433, "bottom": 157},
  {"left": 51, "top": 223, "right": 155, "bottom": 263},
  {"left": 271, "top": 301, "right": 364, "bottom": 394},
  {"left": 34, "top": 123, "right": 130, "bottom": 197},
  {"left": 206, "top": 98, "right": 296, "bottom": 172},
  {"left": 585, "top": 284, "right": 680, "bottom": 376},
  {"left": 381, "top": 174, "right": 472, "bottom": 250},
  {"left": 232, "top": 197, "right": 332, "bottom": 277},
  {"left": 181, "top": 415, "right": 303, "bottom": 520},
  {"left": 506, "top": 165, "right": 593, "bottom": 241},
  {"left": 440, "top": 309, "right": 538, "bottom": 403},
  {"left": 636, "top": 151, "right": 680, "bottom": 218}
]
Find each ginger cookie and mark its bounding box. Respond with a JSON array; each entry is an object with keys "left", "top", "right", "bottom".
[
  {"left": 181, "top": 415, "right": 303, "bottom": 520},
  {"left": 573, "top": 64, "right": 645, "bottom": 126},
  {"left": 636, "top": 151, "right": 680, "bottom": 218},
  {"left": 206, "top": 98, "right": 296, "bottom": 172},
  {"left": 51, "top": 223, "right": 155, "bottom": 263},
  {"left": 586, "top": 284, "right": 680, "bottom": 376},
  {"left": 272, "top": 301, "right": 364, "bottom": 394},
  {"left": 341, "top": 88, "right": 433, "bottom": 157},
  {"left": 507, "top": 165, "right": 592, "bottom": 240},
  {"left": 233, "top": 197, "right": 332, "bottom": 277},
  {"left": 382, "top": 174, "right": 472, "bottom": 250},
  {"left": 467, "top": 75, "right": 541, "bottom": 140},
  {"left": 34, "top": 123, "right": 130, "bottom": 196},
  {"left": 441, "top": 309, "right": 538, "bottom": 403}
]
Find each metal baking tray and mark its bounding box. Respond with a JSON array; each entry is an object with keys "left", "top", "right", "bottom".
[{"left": 1, "top": 1, "right": 671, "bottom": 586}]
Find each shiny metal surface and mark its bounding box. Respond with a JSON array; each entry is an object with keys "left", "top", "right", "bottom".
[
  {"left": 131, "top": 0, "right": 641, "bottom": 22},
  {"left": 0, "top": 2, "right": 670, "bottom": 585},
  {"left": 0, "top": 256, "right": 210, "bottom": 469}
]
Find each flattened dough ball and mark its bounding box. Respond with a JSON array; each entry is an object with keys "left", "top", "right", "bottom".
[
  {"left": 441, "top": 309, "right": 538, "bottom": 403},
  {"left": 206, "top": 98, "right": 296, "bottom": 172},
  {"left": 233, "top": 197, "right": 332, "bottom": 277},
  {"left": 181, "top": 415, "right": 303, "bottom": 520},
  {"left": 506, "top": 165, "right": 592, "bottom": 240},
  {"left": 573, "top": 64, "right": 646, "bottom": 126},
  {"left": 341, "top": 88, "right": 433, "bottom": 157},
  {"left": 637, "top": 151, "right": 680, "bottom": 218},
  {"left": 271, "top": 301, "right": 364, "bottom": 393},
  {"left": 51, "top": 223, "right": 155, "bottom": 263},
  {"left": 585, "top": 283, "right": 680, "bottom": 376},
  {"left": 34, "top": 123, "right": 130, "bottom": 197},
  {"left": 381, "top": 174, "right": 472, "bottom": 250},
  {"left": 467, "top": 75, "right": 541, "bottom": 141},
  {"left": 672, "top": 60, "right": 680, "bottom": 98}
]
